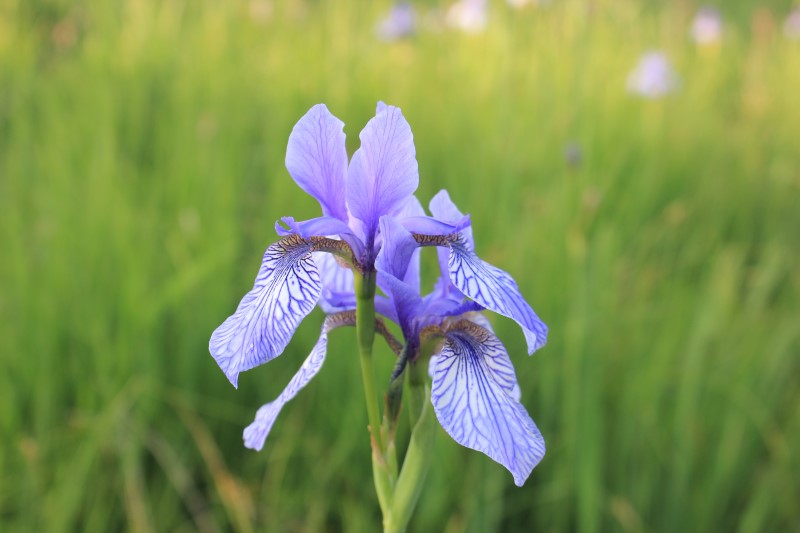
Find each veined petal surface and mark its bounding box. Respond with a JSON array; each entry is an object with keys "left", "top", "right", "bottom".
[
  {"left": 430, "top": 322, "right": 544, "bottom": 486},
  {"left": 448, "top": 237, "right": 548, "bottom": 354},
  {"left": 209, "top": 235, "right": 322, "bottom": 387},
  {"left": 347, "top": 103, "right": 419, "bottom": 238},
  {"left": 285, "top": 104, "right": 349, "bottom": 221},
  {"left": 243, "top": 313, "right": 354, "bottom": 451}
]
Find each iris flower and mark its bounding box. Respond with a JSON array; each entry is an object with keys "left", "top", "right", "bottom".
[
  {"left": 209, "top": 102, "right": 466, "bottom": 388},
  {"left": 375, "top": 195, "right": 547, "bottom": 486},
  {"left": 375, "top": 2, "right": 416, "bottom": 42},
  {"left": 445, "top": 0, "right": 488, "bottom": 34},
  {"left": 626, "top": 51, "right": 679, "bottom": 99},
  {"left": 690, "top": 7, "right": 723, "bottom": 46},
  {"left": 211, "top": 103, "right": 548, "bottom": 486}
]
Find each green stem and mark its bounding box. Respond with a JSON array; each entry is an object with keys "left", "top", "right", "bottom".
[
  {"left": 354, "top": 271, "right": 393, "bottom": 516},
  {"left": 385, "top": 384, "right": 436, "bottom": 533},
  {"left": 406, "top": 360, "right": 425, "bottom": 430},
  {"left": 354, "top": 271, "right": 383, "bottom": 452}
]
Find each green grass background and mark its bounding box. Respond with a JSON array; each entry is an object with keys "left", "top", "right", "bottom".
[{"left": 1, "top": 0, "right": 799, "bottom": 531}]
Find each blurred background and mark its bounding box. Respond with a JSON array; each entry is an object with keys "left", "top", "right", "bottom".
[{"left": 1, "top": 0, "right": 799, "bottom": 531}]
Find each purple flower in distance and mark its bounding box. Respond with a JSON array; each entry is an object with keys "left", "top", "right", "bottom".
[
  {"left": 376, "top": 2, "right": 416, "bottom": 41},
  {"left": 691, "top": 7, "right": 723, "bottom": 45},
  {"left": 209, "top": 103, "right": 468, "bottom": 388},
  {"left": 626, "top": 51, "right": 679, "bottom": 99},
  {"left": 785, "top": 7, "right": 800, "bottom": 40},
  {"left": 374, "top": 192, "right": 548, "bottom": 486}
]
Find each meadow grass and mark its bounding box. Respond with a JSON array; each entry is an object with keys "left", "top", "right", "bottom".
[{"left": 1, "top": 0, "right": 799, "bottom": 531}]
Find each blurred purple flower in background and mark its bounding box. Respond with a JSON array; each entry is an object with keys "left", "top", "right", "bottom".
[
  {"left": 507, "top": 0, "right": 532, "bottom": 8},
  {"left": 564, "top": 141, "right": 582, "bottom": 169},
  {"left": 691, "top": 6, "right": 723, "bottom": 45},
  {"left": 446, "top": 0, "right": 488, "bottom": 34},
  {"left": 376, "top": 2, "right": 417, "bottom": 41},
  {"left": 785, "top": 7, "right": 800, "bottom": 40},
  {"left": 626, "top": 51, "right": 679, "bottom": 99}
]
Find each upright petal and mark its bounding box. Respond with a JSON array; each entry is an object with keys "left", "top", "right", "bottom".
[
  {"left": 447, "top": 237, "right": 548, "bottom": 354},
  {"left": 347, "top": 103, "right": 419, "bottom": 240},
  {"left": 244, "top": 312, "right": 355, "bottom": 451},
  {"left": 209, "top": 235, "right": 322, "bottom": 387},
  {"left": 430, "top": 321, "right": 544, "bottom": 486},
  {"left": 286, "top": 104, "right": 349, "bottom": 221}
]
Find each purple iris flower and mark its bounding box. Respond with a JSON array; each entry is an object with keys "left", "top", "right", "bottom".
[
  {"left": 215, "top": 102, "right": 548, "bottom": 485},
  {"left": 210, "top": 103, "right": 469, "bottom": 388},
  {"left": 690, "top": 7, "right": 723, "bottom": 45},
  {"left": 375, "top": 193, "right": 547, "bottom": 486},
  {"left": 626, "top": 51, "right": 679, "bottom": 99},
  {"left": 375, "top": 2, "right": 416, "bottom": 42},
  {"left": 786, "top": 7, "right": 800, "bottom": 40}
]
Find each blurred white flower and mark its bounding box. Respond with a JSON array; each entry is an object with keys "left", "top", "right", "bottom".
[
  {"left": 506, "top": 0, "right": 550, "bottom": 8},
  {"left": 446, "top": 0, "right": 488, "bottom": 34},
  {"left": 248, "top": 0, "right": 274, "bottom": 24},
  {"left": 690, "top": 7, "right": 723, "bottom": 45},
  {"left": 626, "top": 51, "right": 679, "bottom": 99},
  {"left": 785, "top": 7, "right": 800, "bottom": 40},
  {"left": 376, "top": 2, "right": 416, "bottom": 41}
]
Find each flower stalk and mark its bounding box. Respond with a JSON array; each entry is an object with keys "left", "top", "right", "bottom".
[{"left": 355, "top": 270, "right": 395, "bottom": 517}]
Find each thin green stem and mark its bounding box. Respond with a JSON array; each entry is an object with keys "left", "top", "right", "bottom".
[
  {"left": 385, "top": 384, "right": 436, "bottom": 533},
  {"left": 354, "top": 270, "right": 393, "bottom": 518},
  {"left": 355, "top": 271, "right": 383, "bottom": 452}
]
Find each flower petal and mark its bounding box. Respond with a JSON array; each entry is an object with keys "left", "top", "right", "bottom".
[
  {"left": 429, "top": 189, "right": 474, "bottom": 249},
  {"left": 430, "top": 321, "right": 544, "bottom": 486},
  {"left": 347, "top": 103, "right": 419, "bottom": 239},
  {"left": 243, "top": 312, "right": 354, "bottom": 451},
  {"left": 376, "top": 216, "right": 423, "bottom": 334},
  {"left": 428, "top": 190, "right": 473, "bottom": 301},
  {"left": 285, "top": 104, "right": 349, "bottom": 221},
  {"left": 314, "top": 252, "right": 356, "bottom": 313},
  {"left": 400, "top": 214, "right": 471, "bottom": 237},
  {"left": 447, "top": 237, "right": 548, "bottom": 354},
  {"left": 209, "top": 235, "right": 322, "bottom": 387},
  {"left": 275, "top": 215, "right": 354, "bottom": 240}
]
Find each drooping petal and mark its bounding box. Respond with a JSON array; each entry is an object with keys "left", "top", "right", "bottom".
[
  {"left": 243, "top": 312, "right": 355, "bottom": 451},
  {"left": 347, "top": 103, "right": 419, "bottom": 240},
  {"left": 209, "top": 235, "right": 322, "bottom": 387},
  {"left": 430, "top": 321, "right": 544, "bottom": 486},
  {"left": 447, "top": 236, "right": 548, "bottom": 354},
  {"left": 285, "top": 104, "right": 349, "bottom": 221},
  {"left": 314, "top": 252, "right": 356, "bottom": 313}
]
